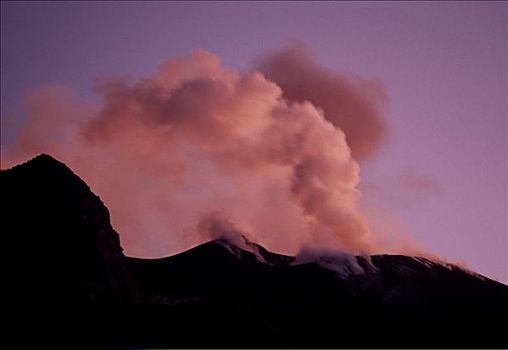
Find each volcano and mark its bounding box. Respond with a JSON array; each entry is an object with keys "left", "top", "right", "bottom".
[{"left": 2, "top": 154, "right": 507, "bottom": 348}]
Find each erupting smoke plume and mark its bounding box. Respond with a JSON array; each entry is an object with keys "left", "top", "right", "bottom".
[
  {"left": 257, "top": 43, "right": 388, "bottom": 160},
  {"left": 3, "top": 48, "right": 390, "bottom": 258}
]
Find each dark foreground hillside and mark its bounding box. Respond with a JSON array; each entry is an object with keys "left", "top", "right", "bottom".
[{"left": 2, "top": 154, "right": 507, "bottom": 348}]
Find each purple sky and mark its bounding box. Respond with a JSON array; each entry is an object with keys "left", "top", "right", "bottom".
[{"left": 1, "top": 1, "right": 506, "bottom": 282}]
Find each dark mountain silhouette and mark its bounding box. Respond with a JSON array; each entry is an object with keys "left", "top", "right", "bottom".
[
  {"left": 2, "top": 154, "right": 138, "bottom": 347},
  {"left": 2, "top": 154, "right": 507, "bottom": 348},
  {"left": 126, "top": 239, "right": 508, "bottom": 348}
]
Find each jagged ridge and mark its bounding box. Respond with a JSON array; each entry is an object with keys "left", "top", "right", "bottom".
[{"left": 2, "top": 154, "right": 507, "bottom": 348}]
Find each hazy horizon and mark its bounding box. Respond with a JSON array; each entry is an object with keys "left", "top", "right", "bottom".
[{"left": 1, "top": 1, "right": 506, "bottom": 283}]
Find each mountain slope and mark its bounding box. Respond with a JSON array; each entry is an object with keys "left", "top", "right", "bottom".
[
  {"left": 2, "top": 154, "right": 507, "bottom": 348},
  {"left": 125, "top": 238, "right": 508, "bottom": 347},
  {"left": 1, "top": 154, "right": 138, "bottom": 347}
]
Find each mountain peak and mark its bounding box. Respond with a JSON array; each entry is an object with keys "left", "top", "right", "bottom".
[
  {"left": 2, "top": 153, "right": 138, "bottom": 304},
  {"left": 9, "top": 153, "right": 66, "bottom": 170},
  {"left": 30, "top": 152, "right": 59, "bottom": 162}
]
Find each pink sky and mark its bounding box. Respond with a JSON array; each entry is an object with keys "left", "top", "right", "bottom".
[{"left": 1, "top": 2, "right": 506, "bottom": 282}]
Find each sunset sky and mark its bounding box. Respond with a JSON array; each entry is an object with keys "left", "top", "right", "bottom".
[{"left": 1, "top": 2, "right": 506, "bottom": 282}]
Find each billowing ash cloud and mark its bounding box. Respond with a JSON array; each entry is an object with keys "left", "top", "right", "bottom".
[
  {"left": 3, "top": 49, "right": 384, "bottom": 258},
  {"left": 256, "top": 43, "right": 388, "bottom": 160}
]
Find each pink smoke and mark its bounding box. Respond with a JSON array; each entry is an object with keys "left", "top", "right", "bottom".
[
  {"left": 3, "top": 48, "right": 391, "bottom": 258},
  {"left": 256, "top": 43, "right": 388, "bottom": 161}
]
